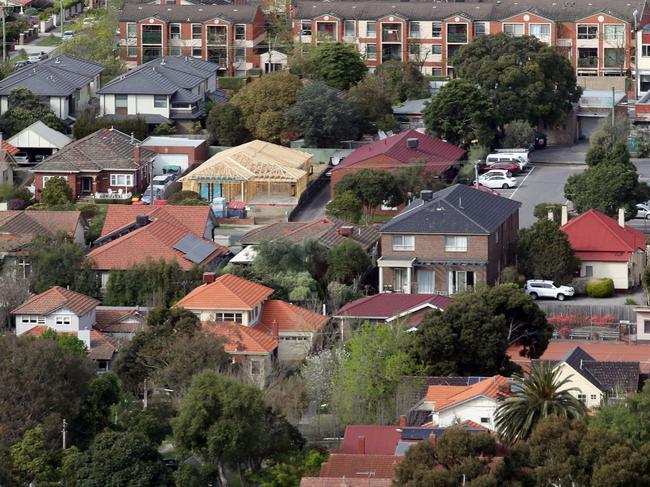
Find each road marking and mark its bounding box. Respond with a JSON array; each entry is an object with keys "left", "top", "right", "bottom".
[{"left": 509, "top": 166, "right": 536, "bottom": 200}]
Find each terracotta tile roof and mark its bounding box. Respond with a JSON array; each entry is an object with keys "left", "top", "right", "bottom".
[
  {"left": 176, "top": 274, "right": 273, "bottom": 310},
  {"left": 336, "top": 294, "right": 451, "bottom": 322},
  {"left": 331, "top": 129, "right": 465, "bottom": 177},
  {"left": 202, "top": 322, "right": 277, "bottom": 354},
  {"left": 2, "top": 141, "right": 17, "bottom": 155},
  {"left": 426, "top": 376, "right": 510, "bottom": 412},
  {"left": 12, "top": 286, "right": 99, "bottom": 316},
  {"left": 319, "top": 454, "right": 401, "bottom": 479},
  {"left": 561, "top": 209, "right": 647, "bottom": 261},
  {"left": 257, "top": 300, "right": 328, "bottom": 333},
  {"left": 89, "top": 330, "right": 118, "bottom": 361},
  {"left": 337, "top": 426, "right": 402, "bottom": 456},
  {"left": 0, "top": 211, "right": 82, "bottom": 248},
  {"left": 20, "top": 325, "right": 50, "bottom": 336},
  {"left": 424, "top": 385, "right": 468, "bottom": 405},
  {"left": 300, "top": 479, "right": 392, "bottom": 487},
  {"left": 94, "top": 308, "right": 147, "bottom": 334},
  {"left": 100, "top": 205, "right": 213, "bottom": 239}
]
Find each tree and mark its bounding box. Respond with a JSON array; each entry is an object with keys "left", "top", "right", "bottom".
[
  {"left": 335, "top": 169, "right": 403, "bottom": 223},
  {"left": 412, "top": 284, "right": 552, "bottom": 376},
  {"left": 10, "top": 425, "right": 60, "bottom": 486},
  {"left": 41, "top": 329, "right": 87, "bottom": 356},
  {"left": 347, "top": 74, "right": 396, "bottom": 133},
  {"left": 502, "top": 120, "right": 535, "bottom": 148},
  {"left": 454, "top": 34, "right": 581, "bottom": 129},
  {"left": 39, "top": 176, "right": 73, "bottom": 207},
  {"left": 0, "top": 88, "right": 64, "bottom": 137},
  {"left": 333, "top": 323, "right": 420, "bottom": 424},
  {"left": 231, "top": 72, "right": 303, "bottom": 143},
  {"left": 325, "top": 240, "right": 371, "bottom": 284},
  {"left": 75, "top": 430, "right": 172, "bottom": 487},
  {"left": 423, "top": 78, "right": 495, "bottom": 148},
  {"left": 206, "top": 103, "right": 251, "bottom": 146},
  {"left": 393, "top": 164, "right": 447, "bottom": 201},
  {"left": 302, "top": 349, "right": 343, "bottom": 413},
  {"left": 72, "top": 107, "right": 147, "bottom": 140},
  {"left": 0, "top": 271, "right": 29, "bottom": 329},
  {"left": 375, "top": 61, "right": 430, "bottom": 103},
  {"left": 28, "top": 233, "right": 98, "bottom": 296},
  {"left": 326, "top": 190, "right": 363, "bottom": 224},
  {"left": 72, "top": 373, "right": 121, "bottom": 448},
  {"left": 285, "top": 81, "right": 358, "bottom": 147},
  {"left": 153, "top": 123, "right": 176, "bottom": 136},
  {"left": 517, "top": 218, "right": 580, "bottom": 283},
  {"left": 311, "top": 42, "right": 366, "bottom": 90},
  {"left": 495, "top": 361, "right": 587, "bottom": 444}
]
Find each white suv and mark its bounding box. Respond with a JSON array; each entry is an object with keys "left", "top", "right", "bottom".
[{"left": 524, "top": 280, "right": 575, "bottom": 301}]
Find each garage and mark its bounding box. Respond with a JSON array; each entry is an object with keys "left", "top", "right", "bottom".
[
  {"left": 153, "top": 154, "right": 188, "bottom": 176},
  {"left": 577, "top": 115, "right": 603, "bottom": 141}
]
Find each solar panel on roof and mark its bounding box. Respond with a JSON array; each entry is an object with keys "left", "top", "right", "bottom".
[
  {"left": 400, "top": 428, "right": 435, "bottom": 441},
  {"left": 174, "top": 234, "right": 199, "bottom": 253},
  {"left": 184, "top": 240, "right": 217, "bottom": 264}
]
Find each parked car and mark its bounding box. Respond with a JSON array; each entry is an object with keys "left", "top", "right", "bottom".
[
  {"left": 14, "top": 60, "right": 30, "bottom": 70},
  {"left": 534, "top": 132, "right": 547, "bottom": 149},
  {"left": 13, "top": 152, "right": 29, "bottom": 163},
  {"left": 481, "top": 169, "right": 511, "bottom": 179},
  {"left": 27, "top": 51, "right": 48, "bottom": 62},
  {"left": 34, "top": 154, "right": 46, "bottom": 163},
  {"left": 476, "top": 173, "right": 517, "bottom": 189},
  {"left": 483, "top": 161, "right": 521, "bottom": 176},
  {"left": 636, "top": 203, "right": 650, "bottom": 219},
  {"left": 524, "top": 280, "right": 575, "bottom": 301},
  {"left": 62, "top": 31, "right": 74, "bottom": 41}
]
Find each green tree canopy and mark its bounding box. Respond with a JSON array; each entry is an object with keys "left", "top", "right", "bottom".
[
  {"left": 326, "top": 190, "right": 363, "bottom": 224},
  {"left": 517, "top": 218, "right": 580, "bottom": 283},
  {"left": 285, "top": 81, "right": 358, "bottom": 147},
  {"left": 393, "top": 164, "right": 447, "bottom": 202},
  {"left": 375, "top": 61, "right": 431, "bottom": 103},
  {"left": 335, "top": 169, "right": 403, "bottom": 222},
  {"left": 325, "top": 239, "right": 371, "bottom": 284},
  {"left": 310, "top": 42, "right": 367, "bottom": 90},
  {"left": 10, "top": 425, "right": 60, "bottom": 486},
  {"left": 0, "top": 88, "right": 64, "bottom": 137},
  {"left": 231, "top": 72, "right": 303, "bottom": 143},
  {"left": 423, "top": 78, "right": 495, "bottom": 148},
  {"left": 206, "top": 102, "right": 251, "bottom": 146},
  {"left": 412, "top": 284, "right": 552, "bottom": 376},
  {"left": 454, "top": 33, "right": 581, "bottom": 129},
  {"left": 502, "top": 119, "right": 535, "bottom": 148},
  {"left": 347, "top": 73, "right": 397, "bottom": 133},
  {"left": 39, "top": 177, "right": 73, "bottom": 207}
]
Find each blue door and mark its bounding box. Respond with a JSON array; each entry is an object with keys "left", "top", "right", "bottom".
[{"left": 200, "top": 183, "right": 210, "bottom": 200}]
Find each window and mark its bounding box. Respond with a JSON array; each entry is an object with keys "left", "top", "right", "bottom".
[
  {"left": 473, "top": 21, "right": 487, "bottom": 36},
  {"left": 529, "top": 23, "right": 550, "bottom": 43},
  {"left": 301, "top": 20, "right": 312, "bottom": 36},
  {"left": 169, "top": 23, "right": 181, "bottom": 40},
  {"left": 235, "top": 48, "right": 246, "bottom": 63},
  {"left": 409, "top": 43, "right": 420, "bottom": 58},
  {"left": 154, "top": 95, "right": 168, "bottom": 108},
  {"left": 577, "top": 24, "right": 598, "bottom": 40},
  {"left": 432, "top": 67, "right": 442, "bottom": 77},
  {"left": 447, "top": 24, "right": 467, "bottom": 43},
  {"left": 168, "top": 46, "right": 181, "bottom": 56},
  {"left": 192, "top": 47, "right": 202, "bottom": 58},
  {"left": 432, "top": 22, "right": 442, "bottom": 38},
  {"left": 431, "top": 44, "right": 442, "bottom": 55},
  {"left": 214, "top": 312, "right": 243, "bottom": 323},
  {"left": 409, "top": 21, "right": 420, "bottom": 38},
  {"left": 392, "top": 235, "right": 415, "bottom": 251},
  {"left": 643, "top": 45, "right": 650, "bottom": 57},
  {"left": 366, "top": 43, "right": 377, "bottom": 60},
  {"left": 344, "top": 20, "right": 356, "bottom": 38},
  {"left": 110, "top": 174, "right": 134, "bottom": 187},
  {"left": 604, "top": 47, "right": 625, "bottom": 68},
  {"left": 235, "top": 24, "right": 246, "bottom": 40},
  {"left": 448, "top": 270, "right": 474, "bottom": 294},
  {"left": 115, "top": 94, "right": 128, "bottom": 108},
  {"left": 578, "top": 47, "right": 598, "bottom": 68},
  {"left": 43, "top": 175, "right": 68, "bottom": 185},
  {"left": 367, "top": 21, "right": 376, "bottom": 38},
  {"left": 585, "top": 265, "right": 593, "bottom": 277},
  {"left": 127, "top": 22, "right": 136, "bottom": 39},
  {"left": 393, "top": 268, "right": 408, "bottom": 292},
  {"left": 251, "top": 361, "right": 261, "bottom": 375},
  {"left": 480, "top": 417, "right": 490, "bottom": 424},
  {"left": 55, "top": 316, "right": 71, "bottom": 325},
  {"left": 577, "top": 393, "right": 587, "bottom": 403},
  {"left": 417, "top": 269, "right": 435, "bottom": 293},
  {"left": 127, "top": 46, "right": 137, "bottom": 57},
  {"left": 192, "top": 23, "right": 202, "bottom": 40},
  {"left": 644, "top": 320, "right": 650, "bottom": 334},
  {"left": 604, "top": 24, "right": 624, "bottom": 42},
  {"left": 503, "top": 23, "right": 524, "bottom": 37},
  {"left": 590, "top": 394, "right": 597, "bottom": 400},
  {"left": 444, "top": 236, "right": 468, "bottom": 252}
]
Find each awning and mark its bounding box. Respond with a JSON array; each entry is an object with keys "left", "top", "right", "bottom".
[{"left": 377, "top": 256, "right": 416, "bottom": 268}]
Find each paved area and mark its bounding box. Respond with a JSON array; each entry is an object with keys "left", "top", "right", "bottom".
[
  {"left": 567, "top": 288, "right": 647, "bottom": 306},
  {"left": 291, "top": 180, "right": 330, "bottom": 222},
  {"left": 529, "top": 142, "right": 589, "bottom": 165}
]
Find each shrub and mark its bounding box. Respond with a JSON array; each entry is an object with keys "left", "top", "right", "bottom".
[
  {"left": 94, "top": 198, "right": 131, "bottom": 205},
  {"left": 77, "top": 203, "right": 101, "bottom": 219},
  {"left": 7, "top": 198, "right": 26, "bottom": 210},
  {"left": 218, "top": 77, "right": 246, "bottom": 91},
  {"left": 585, "top": 278, "right": 615, "bottom": 298},
  {"left": 569, "top": 277, "right": 589, "bottom": 296},
  {"left": 533, "top": 202, "right": 563, "bottom": 222},
  {"left": 499, "top": 266, "right": 525, "bottom": 287},
  {"left": 168, "top": 190, "right": 203, "bottom": 204},
  {"left": 625, "top": 298, "right": 638, "bottom": 306}
]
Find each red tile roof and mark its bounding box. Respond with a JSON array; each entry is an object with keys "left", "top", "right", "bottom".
[
  {"left": 89, "top": 330, "right": 118, "bottom": 361},
  {"left": 331, "top": 130, "right": 465, "bottom": 176},
  {"left": 100, "top": 205, "right": 212, "bottom": 238},
  {"left": 319, "top": 455, "right": 401, "bottom": 479},
  {"left": 258, "top": 300, "right": 328, "bottom": 333},
  {"left": 177, "top": 274, "right": 274, "bottom": 310},
  {"left": 335, "top": 294, "right": 451, "bottom": 321},
  {"left": 202, "top": 322, "right": 278, "bottom": 354},
  {"left": 11, "top": 286, "right": 99, "bottom": 316},
  {"left": 2, "top": 141, "right": 18, "bottom": 155},
  {"left": 561, "top": 209, "right": 647, "bottom": 262},
  {"left": 425, "top": 376, "right": 510, "bottom": 411},
  {"left": 20, "top": 325, "right": 51, "bottom": 336},
  {"left": 300, "top": 479, "right": 392, "bottom": 487},
  {"left": 94, "top": 308, "right": 147, "bottom": 333},
  {"left": 337, "top": 426, "right": 402, "bottom": 456}
]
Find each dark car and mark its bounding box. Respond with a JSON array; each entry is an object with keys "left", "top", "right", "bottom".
[
  {"left": 534, "top": 132, "right": 547, "bottom": 149},
  {"left": 164, "top": 458, "right": 178, "bottom": 471},
  {"left": 14, "top": 60, "right": 30, "bottom": 70},
  {"left": 485, "top": 161, "right": 521, "bottom": 176}
]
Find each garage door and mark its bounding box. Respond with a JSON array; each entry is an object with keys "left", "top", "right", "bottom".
[
  {"left": 153, "top": 154, "right": 189, "bottom": 176},
  {"left": 578, "top": 117, "right": 602, "bottom": 140}
]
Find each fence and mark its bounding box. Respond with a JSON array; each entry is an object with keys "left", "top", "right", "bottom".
[{"left": 537, "top": 302, "right": 636, "bottom": 341}]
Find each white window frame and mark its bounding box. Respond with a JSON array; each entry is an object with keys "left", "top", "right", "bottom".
[
  {"left": 110, "top": 174, "right": 134, "bottom": 187},
  {"left": 154, "top": 95, "right": 168, "bottom": 108},
  {"left": 251, "top": 360, "right": 261, "bottom": 375},
  {"left": 604, "top": 24, "right": 625, "bottom": 43},
  {"left": 503, "top": 23, "right": 524, "bottom": 37},
  {"left": 529, "top": 23, "right": 551, "bottom": 43},
  {"left": 577, "top": 24, "right": 598, "bottom": 40},
  {"left": 417, "top": 269, "right": 435, "bottom": 294},
  {"left": 55, "top": 316, "right": 72, "bottom": 325},
  {"left": 234, "top": 24, "right": 246, "bottom": 40},
  {"left": 366, "top": 43, "right": 377, "bottom": 60},
  {"left": 432, "top": 22, "right": 442, "bottom": 38},
  {"left": 392, "top": 235, "right": 415, "bottom": 251},
  {"left": 643, "top": 44, "right": 650, "bottom": 57},
  {"left": 169, "top": 23, "right": 181, "bottom": 40},
  {"left": 431, "top": 44, "right": 442, "bottom": 55},
  {"left": 344, "top": 20, "right": 356, "bottom": 38},
  {"left": 127, "top": 22, "right": 137, "bottom": 39},
  {"left": 409, "top": 21, "right": 420, "bottom": 38},
  {"left": 192, "top": 47, "right": 202, "bottom": 58},
  {"left": 115, "top": 94, "right": 128, "bottom": 108},
  {"left": 473, "top": 21, "right": 487, "bottom": 36},
  {"left": 192, "top": 23, "right": 202, "bottom": 40},
  {"left": 300, "top": 20, "right": 312, "bottom": 36},
  {"left": 444, "top": 236, "right": 468, "bottom": 252},
  {"left": 234, "top": 47, "right": 246, "bottom": 63}
]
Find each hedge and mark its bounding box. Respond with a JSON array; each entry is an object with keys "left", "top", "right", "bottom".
[
  {"left": 94, "top": 198, "right": 132, "bottom": 205},
  {"left": 217, "top": 77, "right": 246, "bottom": 91},
  {"left": 585, "top": 278, "right": 615, "bottom": 298}
]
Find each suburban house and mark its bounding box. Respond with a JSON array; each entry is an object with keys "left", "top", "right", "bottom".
[
  {"left": 378, "top": 184, "right": 520, "bottom": 295},
  {"left": 141, "top": 135, "right": 209, "bottom": 175},
  {"left": 638, "top": 23, "right": 650, "bottom": 97},
  {"left": 0, "top": 55, "right": 104, "bottom": 121},
  {"left": 7, "top": 121, "right": 72, "bottom": 164},
  {"left": 11, "top": 287, "right": 118, "bottom": 372},
  {"left": 316, "top": 455, "right": 402, "bottom": 482},
  {"left": 97, "top": 56, "right": 219, "bottom": 132},
  {"left": 539, "top": 346, "right": 640, "bottom": 409},
  {"left": 334, "top": 293, "right": 451, "bottom": 330},
  {"left": 0, "top": 210, "right": 85, "bottom": 276},
  {"left": 179, "top": 140, "right": 313, "bottom": 205},
  {"left": 393, "top": 99, "right": 428, "bottom": 130},
  {"left": 301, "top": 480, "right": 391, "bottom": 487},
  {"left": 560, "top": 208, "right": 647, "bottom": 290},
  {"left": 175, "top": 272, "right": 328, "bottom": 364},
  {"left": 94, "top": 306, "right": 148, "bottom": 343},
  {"left": 330, "top": 130, "right": 465, "bottom": 197},
  {"left": 118, "top": 4, "right": 267, "bottom": 75},
  {"left": 88, "top": 212, "right": 231, "bottom": 290},
  {"left": 32, "top": 128, "right": 157, "bottom": 201}
]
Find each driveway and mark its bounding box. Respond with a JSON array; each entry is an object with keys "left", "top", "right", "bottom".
[
  {"left": 291, "top": 180, "right": 330, "bottom": 222},
  {"left": 529, "top": 142, "right": 589, "bottom": 165}
]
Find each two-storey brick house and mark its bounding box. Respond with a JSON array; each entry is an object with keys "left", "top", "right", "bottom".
[
  {"left": 378, "top": 184, "right": 520, "bottom": 295},
  {"left": 119, "top": 4, "right": 266, "bottom": 75}
]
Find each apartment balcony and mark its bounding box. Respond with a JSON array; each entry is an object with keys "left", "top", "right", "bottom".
[
  {"left": 447, "top": 32, "right": 467, "bottom": 43},
  {"left": 207, "top": 35, "right": 227, "bottom": 46},
  {"left": 382, "top": 24, "right": 402, "bottom": 43},
  {"left": 578, "top": 57, "right": 598, "bottom": 68},
  {"left": 141, "top": 33, "right": 162, "bottom": 45}
]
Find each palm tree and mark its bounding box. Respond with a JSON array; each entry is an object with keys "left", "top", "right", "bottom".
[{"left": 495, "top": 361, "right": 587, "bottom": 444}]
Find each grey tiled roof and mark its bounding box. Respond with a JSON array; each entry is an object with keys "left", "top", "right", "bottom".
[
  {"left": 558, "top": 347, "right": 640, "bottom": 394},
  {"left": 380, "top": 184, "right": 520, "bottom": 235},
  {"left": 0, "top": 54, "right": 104, "bottom": 97},
  {"left": 120, "top": 3, "right": 259, "bottom": 23},
  {"left": 34, "top": 128, "right": 157, "bottom": 173}
]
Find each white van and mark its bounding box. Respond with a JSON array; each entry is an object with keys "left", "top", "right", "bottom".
[
  {"left": 495, "top": 148, "right": 530, "bottom": 163},
  {"left": 485, "top": 153, "right": 527, "bottom": 170}
]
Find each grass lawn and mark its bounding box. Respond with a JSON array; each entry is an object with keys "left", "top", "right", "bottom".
[
  {"left": 372, "top": 215, "right": 393, "bottom": 223},
  {"left": 37, "top": 35, "right": 62, "bottom": 47}
]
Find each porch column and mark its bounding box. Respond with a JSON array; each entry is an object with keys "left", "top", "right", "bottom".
[
  {"left": 406, "top": 267, "right": 412, "bottom": 294},
  {"left": 379, "top": 267, "right": 384, "bottom": 293},
  {"left": 240, "top": 181, "right": 245, "bottom": 201}
]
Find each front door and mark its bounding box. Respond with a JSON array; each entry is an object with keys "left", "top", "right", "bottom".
[{"left": 81, "top": 176, "right": 92, "bottom": 194}]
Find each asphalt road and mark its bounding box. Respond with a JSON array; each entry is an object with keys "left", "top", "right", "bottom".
[{"left": 291, "top": 180, "right": 331, "bottom": 222}]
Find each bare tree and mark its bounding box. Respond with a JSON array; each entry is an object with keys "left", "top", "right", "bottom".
[{"left": 0, "top": 270, "right": 30, "bottom": 330}]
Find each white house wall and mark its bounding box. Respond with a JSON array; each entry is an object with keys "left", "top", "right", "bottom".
[
  {"left": 436, "top": 397, "right": 498, "bottom": 431},
  {"left": 555, "top": 362, "right": 603, "bottom": 409},
  {"left": 579, "top": 260, "right": 629, "bottom": 289},
  {"left": 49, "top": 97, "right": 68, "bottom": 120},
  {"left": 277, "top": 331, "right": 314, "bottom": 361}
]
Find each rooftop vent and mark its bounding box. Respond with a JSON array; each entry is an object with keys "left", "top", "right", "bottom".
[
  {"left": 420, "top": 190, "right": 433, "bottom": 201},
  {"left": 337, "top": 225, "right": 354, "bottom": 237},
  {"left": 407, "top": 138, "right": 419, "bottom": 149},
  {"left": 135, "top": 214, "right": 150, "bottom": 227}
]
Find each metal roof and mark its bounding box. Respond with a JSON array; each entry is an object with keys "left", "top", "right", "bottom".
[{"left": 120, "top": 3, "right": 260, "bottom": 23}]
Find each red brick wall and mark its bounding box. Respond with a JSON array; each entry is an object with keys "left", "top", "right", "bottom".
[
  {"left": 380, "top": 233, "right": 489, "bottom": 261},
  {"left": 141, "top": 143, "right": 208, "bottom": 164}
]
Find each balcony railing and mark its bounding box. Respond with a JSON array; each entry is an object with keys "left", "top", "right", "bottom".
[
  {"left": 447, "top": 32, "right": 467, "bottom": 43},
  {"left": 141, "top": 33, "right": 162, "bottom": 44},
  {"left": 95, "top": 191, "right": 132, "bottom": 200},
  {"left": 207, "top": 35, "right": 227, "bottom": 45},
  {"left": 578, "top": 57, "right": 598, "bottom": 68},
  {"left": 382, "top": 29, "right": 401, "bottom": 43}
]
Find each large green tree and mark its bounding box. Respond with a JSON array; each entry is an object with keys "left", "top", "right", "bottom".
[
  {"left": 454, "top": 33, "right": 581, "bottom": 129},
  {"left": 423, "top": 78, "right": 496, "bottom": 147},
  {"left": 231, "top": 72, "right": 303, "bottom": 143},
  {"left": 412, "top": 284, "right": 552, "bottom": 376},
  {"left": 325, "top": 190, "right": 363, "bottom": 224},
  {"left": 325, "top": 239, "right": 371, "bottom": 284},
  {"left": 375, "top": 61, "right": 431, "bottom": 103},
  {"left": 347, "top": 74, "right": 396, "bottom": 133},
  {"left": 335, "top": 169, "right": 403, "bottom": 223},
  {"left": 10, "top": 425, "right": 60, "bottom": 486},
  {"left": 285, "top": 81, "right": 358, "bottom": 147},
  {"left": 206, "top": 102, "right": 251, "bottom": 146},
  {"left": 310, "top": 42, "right": 367, "bottom": 90},
  {"left": 517, "top": 218, "right": 580, "bottom": 283},
  {"left": 39, "top": 176, "right": 72, "bottom": 207},
  {"left": 0, "top": 88, "right": 64, "bottom": 137}
]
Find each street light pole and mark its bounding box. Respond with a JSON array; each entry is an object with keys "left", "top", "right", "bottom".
[
  {"left": 60, "top": 0, "right": 64, "bottom": 38},
  {"left": 2, "top": 0, "right": 6, "bottom": 63}
]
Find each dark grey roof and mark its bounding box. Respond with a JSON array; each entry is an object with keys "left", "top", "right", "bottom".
[
  {"left": 381, "top": 184, "right": 520, "bottom": 235},
  {"left": 34, "top": 128, "right": 157, "bottom": 173},
  {"left": 491, "top": 0, "right": 644, "bottom": 23},
  {"left": 120, "top": 3, "right": 259, "bottom": 23},
  {"left": 124, "top": 0, "right": 232, "bottom": 4},
  {"left": 0, "top": 54, "right": 104, "bottom": 97},
  {"left": 103, "top": 113, "right": 171, "bottom": 124},
  {"left": 171, "top": 88, "right": 202, "bottom": 104},
  {"left": 208, "top": 89, "right": 228, "bottom": 104}
]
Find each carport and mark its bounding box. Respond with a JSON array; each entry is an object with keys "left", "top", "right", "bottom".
[{"left": 7, "top": 121, "right": 71, "bottom": 163}]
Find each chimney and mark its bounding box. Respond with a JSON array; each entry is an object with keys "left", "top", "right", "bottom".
[
  {"left": 420, "top": 190, "right": 433, "bottom": 201},
  {"left": 337, "top": 225, "right": 353, "bottom": 237},
  {"left": 428, "top": 433, "right": 437, "bottom": 448},
  {"left": 399, "top": 415, "right": 407, "bottom": 428},
  {"left": 134, "top": 145, "right": 142, "bottom": 163},
  {"left": 357, "top": 435, "right": 366, "bottom": 454},
  {"left": 135, "top": 214, "right": 150, "bottom": 227},
  {"left": 561, "top": 205, "right": 568, "bottom": 226},
  {"left": 202, "top": 272, "right": 216, "bottom": 284},
  {"left": 618, "top": 208, "right": 625, "bottom": 228},
  {"left": 407, "top": 138, "right": 419, "bottom": 149},
  {"left": 271, "top": 319, "right": 279, "bottom": 338},
  {"left": 130, "top": 132, "right": 135, "bottom": 144},
  {"left": 547, "top": 209, "right": 554, "bottom": 221}
]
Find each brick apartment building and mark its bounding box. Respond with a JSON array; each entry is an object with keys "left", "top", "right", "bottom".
[
  {"left": 292, "top": 0, "right": 648, "bottom": 78},
  {"left": 118, "top": 4, "right": 266, "bottom": 75}
]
